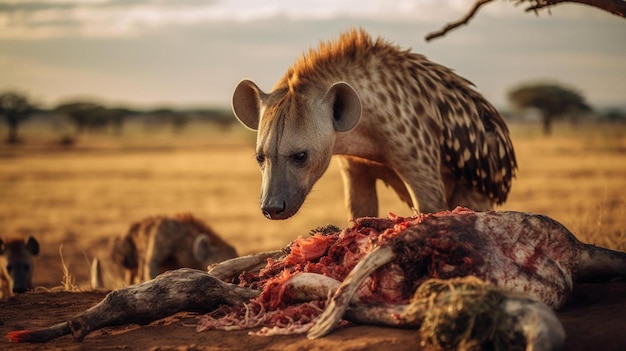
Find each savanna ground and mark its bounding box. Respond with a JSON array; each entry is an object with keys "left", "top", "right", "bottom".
[{"left": 0, "top": 119, "right": 625, "bottom": 350}]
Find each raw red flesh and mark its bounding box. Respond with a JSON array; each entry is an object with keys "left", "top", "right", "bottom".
[{"left": 197, "top": 209, "right": 468, "bottom": 331}]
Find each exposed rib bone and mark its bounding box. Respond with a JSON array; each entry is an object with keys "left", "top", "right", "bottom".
[{"left": 209, "top": 250, "right": 285, "bottom": 281}]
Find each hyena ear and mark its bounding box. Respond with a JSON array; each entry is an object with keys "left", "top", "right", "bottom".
[
  {"left": 232, "top": 79, "right": 266, "bottom": 131},
  {"left": 26, "top": 237, "right": 39, "bottom": 256},
  {"left": 323, "top": 82, "right": 362, "bottom": 132},
  {"left": 193, "top": 234, "right": 213, "bottom": 263}
]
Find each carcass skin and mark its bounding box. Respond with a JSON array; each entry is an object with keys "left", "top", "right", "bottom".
[
  {"left": 7, "top": 208, "right": 626, "bottom": 348},
  {"left": 307, "top": 207, "right": 626, "bottom": 338}
]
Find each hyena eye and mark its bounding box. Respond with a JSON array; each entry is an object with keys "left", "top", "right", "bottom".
[
  {"left": 291, "top": 152, "right": 308, "bottom": 164},
  {"left": 255, "top": 153, "right": 265, "bottom": 165}
]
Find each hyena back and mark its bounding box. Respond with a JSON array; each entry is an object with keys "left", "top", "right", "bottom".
[{"left": 93, "top": 214, "right": 237, "bottom": 289}]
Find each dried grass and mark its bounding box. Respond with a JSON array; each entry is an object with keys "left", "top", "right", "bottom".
[
  {"left": 406, "top": 276, "right": 525, "bottom": 351},
  {"left": 34, "top": 244, "right": 81, "bottom": 293}
]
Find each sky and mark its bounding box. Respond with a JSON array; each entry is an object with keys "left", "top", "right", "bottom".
[{"left": 0, "top": 0, "right": 625, "bottom": 110}]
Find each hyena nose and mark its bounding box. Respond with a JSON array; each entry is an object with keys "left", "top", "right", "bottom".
[
  {"left": 13, "top": 285, "right": 27, "bottom": 293},
  {"left": 262, "top": 200, "right": 287, "bottom": 220}
]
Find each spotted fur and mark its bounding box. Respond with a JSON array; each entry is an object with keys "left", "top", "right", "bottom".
[
  {"left": 92, "top": 214, "right": 237, "bottom": 289},
  {"left": 233, "top": 28, "right": 517, "bottom": 219}
]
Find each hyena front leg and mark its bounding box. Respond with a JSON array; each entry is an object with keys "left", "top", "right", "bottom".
[
  {"left": 392, "top": 156, "right": 447, "bottom": 214},
  {"left": 337, "top": 157, "right": 379, "bottom": 219},
  {"left": 338, "top": 156, "right": 414, "bottom": 219}
]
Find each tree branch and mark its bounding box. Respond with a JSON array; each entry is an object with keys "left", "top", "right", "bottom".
[
  {"left": 425, "top": 0, "right": 626, "bottom": 42},
  {"left": 425, "top": 0, "right": 495, "bottom": 42},
  {"left": 524, "top": 0, "right": 626, "bottom": 17}
]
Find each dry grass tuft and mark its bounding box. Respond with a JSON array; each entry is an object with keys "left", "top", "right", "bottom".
[
  {"left": 32, "top": 243, "right": 82, "bottom": 293},
  {"left": 47, "top": 244, "right": 80, "bottom": 293},
  {"left": 410, "top": 276, "right": 525, "bottom": 351}
]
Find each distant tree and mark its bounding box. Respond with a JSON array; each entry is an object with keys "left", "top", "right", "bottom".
[
  {"left": 108, "top": 107, "right": 134, "bottom": 135},
  {"left": 55, "top": 102, "right": 107, "bottom": 134},
  {"left": 170, "top": 113, "right": 189, "bottom": 133},
  {"left": 150, "top": 108, "right": 189, "bottom": 133},
  {"left": 508, "top": 83, "right": 592, "bottom": 135},
  {"left": 0, "top": 92, "right": 34, "bottom": 144},
  {"left": 198, "top": 108, "right": 237, "bottom": 131},
  {"left": 603, "top": 108, "right": 626, "bottom": 123}
]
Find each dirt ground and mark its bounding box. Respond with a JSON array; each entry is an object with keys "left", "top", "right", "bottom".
[{"left": 0, "top": 280, "right": 625, "bottom": 351}]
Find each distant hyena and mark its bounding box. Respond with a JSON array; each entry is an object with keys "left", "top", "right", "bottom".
[
  {"left": 0, "top": 236, "right": 40, "bottom": 297},
  {"left": 91, "top": 214, "right": 237, "bottom": 289}
]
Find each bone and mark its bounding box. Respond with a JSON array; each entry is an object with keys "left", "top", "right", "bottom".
[
  {"left": 286, "top": 273, "right": 342, "bottom": 302},
  {"left": 307, "top": 245, "right": 395, "bottom": 339},
  {"left": 208, "top": 250, "right": 285, "bottom": 281},
  {"left": 7, "top": 269, "right": 259, "bottom": 343}
]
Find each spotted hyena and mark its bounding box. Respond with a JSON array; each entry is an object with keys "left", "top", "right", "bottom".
[
  {"left": 0, "top": 236, "right": 40, "bottom": 297},
  {"left": 91, "top": 214, "right": 237, "bottom": 289},
  {"left": 232, "top": 28, "right": 517, "bottom": 220}
]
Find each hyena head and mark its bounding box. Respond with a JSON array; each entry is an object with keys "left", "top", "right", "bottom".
[
  {"left": 232, "top": 79, "right": 362, "bottom": 220},
  {"left": 0, "top": 236, "right": 39, "bottom": 293}
]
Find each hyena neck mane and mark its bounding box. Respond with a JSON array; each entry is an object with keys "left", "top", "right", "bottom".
[{"left": 275, "top": 29, "right": 406, "bottom": 98}]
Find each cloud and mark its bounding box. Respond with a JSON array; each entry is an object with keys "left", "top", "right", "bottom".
[
  {"left": 0, "top": 2, "right": 75, "bottom": 13},
  {"left": 0, "top": 0, "right": 582, "bottom": 40},
  {"left": 0, "top": 0, "right": 220, "bottom": 39},
  {"left": 1, "top": 1, "right": 624, "bottom": 109}
]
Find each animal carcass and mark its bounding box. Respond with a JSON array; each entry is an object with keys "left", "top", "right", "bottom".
[{"left": 8, "top": 208, "right": 626, "bottom": 350}]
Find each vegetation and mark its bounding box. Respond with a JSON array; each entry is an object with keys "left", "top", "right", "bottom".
[
  {"left": 0, "top": 92, "right": 237, "bottom": 146},
  {"left": 0, "top": 92, "right": 34, "bottom": 144},
  {"left": 508, "top": 83, "right": 592, "bottom": 135}
]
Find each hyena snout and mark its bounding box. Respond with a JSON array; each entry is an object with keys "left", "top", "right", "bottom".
[
  {"left": 261, "top": 198, "right": 287, "bottom": 220},
  {"left": 11, "top": 269, "right": 31, "bottom": 293},
  {"left": 261, "top": 193, "right": 306, "bottom": 220}
]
